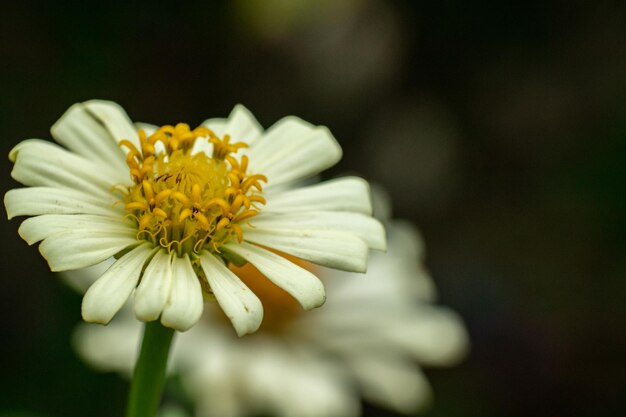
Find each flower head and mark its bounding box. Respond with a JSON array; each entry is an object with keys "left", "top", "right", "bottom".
[
  {"left": 72, "top": 218, "right": 468, "bottom": 417},
  {"left": 5, "top": 100, "right": 385, "bottom": 334}
]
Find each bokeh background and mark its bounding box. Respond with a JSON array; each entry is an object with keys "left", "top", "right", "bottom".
[{"left": 1, "top": 1, "right": 625, "bottom": 416}]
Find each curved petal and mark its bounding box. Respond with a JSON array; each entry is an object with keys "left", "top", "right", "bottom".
[
  {"left": 385, "top": 220, "right": 426, "bottom": 261},
  {"left": 39, "top": 229, "right": 138, "bottom": 271},
  {"left": 59, "top": 258, "right": 116, "bottom": 293},
  {"left": 161, "top": 255, "right": 204, "bottom": 331},
  {"left": 246, "top": 117, "right": 342, "bottom": 188},
  {"left": 223, "top": 242, "right": 326, "bottom": 310},
  {"left": 73, "top": 317, "right": 143, "bottom": 375},
  {"left": 243, "top": 344, "right": 360, "bottom": 417},
  {"left": 349, "top": 355, "right": 432, "bottom": 414},
  {"left": 190, "top": 139, "right": 214, "bottom": 157},
  {"left": 200, "top": 118, "right": 226, "bottom": 136},
  {"left": 251, "top": 211, "right": 387, "bottom": 251},
  {"left": 199, "top": 252, "right": 263, "bottom": 336},
  {"left": 5, "top": 187, "right": 122, "bottom": 219},
  {"left": 134, "top": 249, "right": 173, "bottom": 322},
  {"left": 10, "top": 139, "right": 127, "bottom": 195},
  {"left": 81, "top": 243, "right": 154, "bottom": 324},
  {"left": 182, "top": 337, "right": 243, "bottom": 417},
  {"left": 82, "top": 100, "right": 141, "bottom": 151},
  {"left": 202, "top": 104, "right": 264, "bottom": 146},
  {"left": 242, "top": 228, "right": 368, "bottom": 272},
  {"left": 264, "top": 177, "right": 373, "bottom": 215},
  {"left": 18, "top": 214, "right": 134, "bottom": 245},
  {"left": 387, "top": 307, "right": 469, "bottom": 366},
  {"left": 51, "top": 102, "right": 127, "bottom": 171}
]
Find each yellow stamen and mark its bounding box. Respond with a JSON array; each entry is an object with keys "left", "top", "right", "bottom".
[
  {"left": 231, "top": 223, "right": 244, "bottom": 242},
  {"left": 153, "top": 207, "right": 168, "bottom": 218},
  {"left": 235, "top": 210, "right": 258, "bottom": 223},
  {"left": 138, "top": 213, "right": 154, "bottom": 230},
  {"left": 204, "top": 198, "right": 230, "bottom": 214},
  {"left": 118, "top": 123, "right": 266, "bottom": 255},
  {"left": 179, "top": 208, "right": 193, "bottom": 222},
  {"left": 216, "top": 217, "right": 230, "bottom": 230},
  {"left": 142, "top": 180, "right": 154, "bottom": 202},
  {"left": 228, "top": 172, "right": 241, "bottom": 188},
  {"left": 154, "top": 189, "right": 172, "bottom": 205},
  {"left": 240, "top": 155, "right": 249, "bottom": 172},
  {"left": 126, "top": 201, "right": 148, "bottom": 210},
  {"left": 191, "top": 184, "right": 201, "bottom": 204},
  {"left": 172, "top": 192, "right": 191, "bottom": 207},
  {"left": 230, "top": 194, "right": 244, "bottom": 214},
  {"left": 195, "top": 212, "right": 210, "bottom": 229},
  {"left": 119, "top": 140, "right": 140, "bottom": 155},
  {"left": 250, "top": 195, "right": 266, "bottom": 205}
]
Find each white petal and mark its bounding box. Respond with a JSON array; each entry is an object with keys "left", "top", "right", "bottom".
[
  {"left": 321, "top": 255, "right": 430, "bottom": 305},
  {"left": 350, "top": 356, "right": 432, "bottom": 413},
  {"left": 385, "top": 220, "right": 426, "bottom": 261},
  {"left": 245, "top": 116, "right": 312, "bottom": 161},
  {"left": 202, "top": 104, "right": 264, "bottom": 146},
  {"left": 223, "top": 242, "right": 326, "bottom": 310},
  {"left": 370, "top": 183, "right": 393, "bottom": 220},
  {"left": 39, "top": 229, "right": 138, "bottom": 271},
  {"left": 251, "top": 211, "right": 387, "bottom": 251},
  {"left": 201, "top": 118, "right": 226, "bottom": 135},
  {"left": 388, "top": 307, "right": 469, "bottom": 366},
  {"left": 199, "top": 252, "right": 263, "bottom": 336},
  {"left": 161, "top": 255, "right": 204, "bottom": 331},
  {"left": 242, "top": 228, "right": 368, "bottom": 272},
  {"left": 10, "top": 139, "right": 127, "bottom": 195},
  {"left": 190, "top": 138, "right": 213, "bottom": 156},
  {"left": 134, "top": 250, "right": 173, "bottom": 322},
  {"left": 59, "top": 258, "right": 116, "bottom": 293},
  {"left": 5, "top": 187, "right": 122, "bottom": 219},
  {"left": 243, "top": 344, "right": 360, "bottom": 417},
  {"left": 51, "top": 103, "right": 127, "bottom": 171},
  {"left": 18, "top": 214, "right": 133, "bottom": 245},
  {"left": 135, "top": 122, "right": 158, "bottom": 137},
  {"left": 264, "top": 176, "right": 373, "bottom": 215},
  {"left": 201, "top": 119, "right": 226, "bottom": 136},
  {"left": 182, "top": 336, "right": 243, "bottom": 417},
  {"left": 81, "top": 244, "right": 154, "bottom": 324},
  {"left": 73, "top": 318, "right": 143, "bottom": 375},
  {"left": 246, "top": 117, "right": 342, "bottom": 188},
  {"left": 82, "top": 100, "right": 141, "bottom": 150}
]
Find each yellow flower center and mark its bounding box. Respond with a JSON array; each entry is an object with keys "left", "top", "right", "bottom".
[{"left": 119, "top": 123, "right": 267, "bottom": 256}]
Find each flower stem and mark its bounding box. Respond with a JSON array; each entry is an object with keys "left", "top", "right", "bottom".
[{"left": 126, "top": 321, "right": 175, "bottom": 417}]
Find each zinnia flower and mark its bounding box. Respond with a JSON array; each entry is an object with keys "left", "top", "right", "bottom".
[
  {"left": 5, "top": 100, "right": 386, "bottom": 334},
  {"left": 71, "top": 215, "right": 468, "bottom": 417}
]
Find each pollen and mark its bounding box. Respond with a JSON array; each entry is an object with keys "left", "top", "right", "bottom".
[{"left": 119, "top": 123, "right": 266, "bottom": 256}]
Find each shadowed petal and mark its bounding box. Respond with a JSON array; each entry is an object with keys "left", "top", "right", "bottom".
[{"left": 199, "top": 253, "right": 263, "bottom": 336}]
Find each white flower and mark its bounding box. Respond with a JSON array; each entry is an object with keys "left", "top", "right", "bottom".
[
  {"left": 5, "top": 100, "right": 385, "bottom": 334},
  {"left": 72, "top": 218, "right": 468, "bottom": 417}
]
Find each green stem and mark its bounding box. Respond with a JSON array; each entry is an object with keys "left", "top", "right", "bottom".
[{"left": 126, "top": 321, "right": 175, "bottom": 417}]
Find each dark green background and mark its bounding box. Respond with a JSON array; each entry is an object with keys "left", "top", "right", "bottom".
[{"left": 1, "top": 1, "right": 625, "bottom": 416}]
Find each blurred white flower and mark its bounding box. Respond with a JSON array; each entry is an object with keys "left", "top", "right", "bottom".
[
  {"left": 5, "top": 100, "right": 384, "bottom": 334},
  {"left": 72, "top": 210, "right": 468, "bottom": 417}
]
